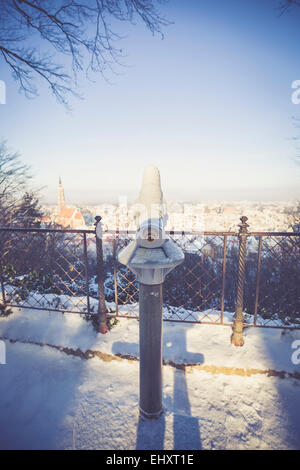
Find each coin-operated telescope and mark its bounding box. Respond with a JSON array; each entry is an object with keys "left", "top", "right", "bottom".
[
  {"left": 118, "top": 165, "right": 184, "bottom": 285},
  {"left": 118, "top": 165, "right": 184, "bottom": 418}
]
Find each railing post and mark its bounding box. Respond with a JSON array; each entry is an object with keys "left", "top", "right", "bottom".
[
  {"left": 94, "top": 216, "right": 108, "bottom": 334},
  {"left": 220, "top": 235, "right": 227, "bottom": 324},
  {"left": 83, "top": 232, "right": 91, "bottom": 315},
  {"left": 231, "top": 216, "right": 249, "bottom": 347},
  {"left": 0, "top": 233, "right": 7, "bottom": 308},
  {"left": 0, "top": 261, "right": 6, "bottom": 308},
  {"left": 113, "top": 238, "right": 119, "bottom": 316},
  {"left": 253, "top": 235, "right": 263, "bottom": 326}
]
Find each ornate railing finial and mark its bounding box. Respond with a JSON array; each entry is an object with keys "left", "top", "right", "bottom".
[
  {"left": 238, "top": 216, "right": 249, "bottom": 235},
  {"left": 94, "top": 215, "right": 102, "bottom": 226}
]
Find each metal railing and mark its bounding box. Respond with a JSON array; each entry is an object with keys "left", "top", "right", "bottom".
[
  {"left": 0, "top": 226, "right": 95, "bottom": 315},
  {"left": 0, "top": 219, "right": 299, "bottom": 329}
]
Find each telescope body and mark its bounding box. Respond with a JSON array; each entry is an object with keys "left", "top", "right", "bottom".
[{"left": 118, "top": 165, "right": 183, "bottom": 285}]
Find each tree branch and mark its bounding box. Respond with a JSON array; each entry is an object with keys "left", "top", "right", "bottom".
[{"left": 0, "top": 0, "right": 171, "bottom": 105}]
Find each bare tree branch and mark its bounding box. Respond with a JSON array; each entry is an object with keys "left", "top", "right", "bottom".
[
  {"left": 278, "top": 0, "right": 300, "bottom": 15},
  {"left": 0, "top": 140, "right": 33, "bottom": 225},
  {"left": 0, "top": 0, "right": 171, "bottom": 105}
]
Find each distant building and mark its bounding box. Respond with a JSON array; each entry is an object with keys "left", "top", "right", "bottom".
[
  {"left": 223, "top": 205, "right": 239, "bottom": 215},
  {"left": 55, "top": 178, "right": 85, "bottom": 228},
  {"left": 56, "top": 207, "right": 85, "bottom": 228},
  {"left": 58, "top": 177, "right": 66, "bottom": 213}
]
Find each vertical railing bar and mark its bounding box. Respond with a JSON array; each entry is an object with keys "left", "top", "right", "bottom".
[
  {"left": 0, "top": 261, "right": 7, "bottom": 306},
  {"left": 113, "top": 237, "right": 119, "bottom": 317},
  {"left": 0, "top": 231, "right": 6, "bottom": 306},
  {"left": 83, "top": 232, "right": 91, "bottom": 315},
  {"left": 114, "top": 213, "right": 120, "bottom": 316},
  {"left": 254, "top": 235, "right": 263, "bottom": 326},
  {"left": 220, "top": 235, "right": 227, "bottom": 324},
  {"left": 116, "top": 213, "right": 120, "bottom": 237}
]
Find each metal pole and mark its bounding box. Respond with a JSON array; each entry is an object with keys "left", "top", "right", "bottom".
[
  {"left": 231, "top": 216, "right": 249, "bottom": 347},
  {"left": 220, "top": 235, "right": 227, "bottom": 324},
  {"left": 113, "top": 237, "right": 119, "bottom": 317},
  {"left": 139, "top": 282, "right": 163, "bottom": 418},
  {"left": 0, "top": 231, "right": 7, "bottom": 307},
  {"left": 253, "top": 235, "right": 263, "bottom": 326},
  {"left": 83, "top": 232, "right": 91, "bottom": 315},
  {"left": 95, "top": 216, "right": 108, "bottom": 334},
  {"left": 0, "top": 261, "right": 6, "bottom": 307}
]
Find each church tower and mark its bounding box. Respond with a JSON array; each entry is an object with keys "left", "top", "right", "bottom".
[{"left": 58, "top": 177, "right": 66, "bottom": 213}]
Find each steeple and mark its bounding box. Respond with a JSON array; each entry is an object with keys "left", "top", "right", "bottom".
[{"left": 58, "top": 176, "right": 66, "bottom": 213}]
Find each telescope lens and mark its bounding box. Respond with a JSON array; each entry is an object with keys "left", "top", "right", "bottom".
[
  {"left": 147, "top": 228, "right": 155, "bottom": 241},
  {"left": 141, "top": 226, "right": 159, "bottom": 241},
  {"left": 136, "top": 220, "right": 165, "bottom": 248}
]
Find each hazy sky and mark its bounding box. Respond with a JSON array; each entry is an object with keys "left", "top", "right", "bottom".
[{"left": 0, "top": 0, "right": 300, "bottom": 204}]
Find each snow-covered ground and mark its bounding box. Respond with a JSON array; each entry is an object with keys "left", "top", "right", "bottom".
[{"left": 0, "top": 306, "right": 299, "bottom": 450}]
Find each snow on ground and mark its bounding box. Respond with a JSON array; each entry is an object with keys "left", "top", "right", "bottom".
[
  {"left": 1, "top": 306, "right": 299, "bottom": 373},
  {"left": 0, "top": 306, "right": 299, "bottom": 450}
]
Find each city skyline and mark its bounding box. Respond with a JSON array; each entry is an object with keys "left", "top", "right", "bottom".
[{"left": 41, "top": 177, "right": 297, "bottom": 234}]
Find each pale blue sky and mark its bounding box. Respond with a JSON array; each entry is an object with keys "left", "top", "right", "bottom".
[{"left": 0, "top": 0, "right": 300, "bottom": 204}]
